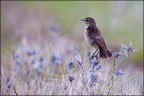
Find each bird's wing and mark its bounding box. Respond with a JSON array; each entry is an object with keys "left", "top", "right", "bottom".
[{"left": 88, "top": 27, "right": 107, "bottom": 50}]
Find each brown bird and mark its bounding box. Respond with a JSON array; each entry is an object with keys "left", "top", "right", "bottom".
[{"left": 81, "top": 17, "right": 112, "bottom": 59}]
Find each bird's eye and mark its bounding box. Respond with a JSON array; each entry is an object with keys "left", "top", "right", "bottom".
[{"left": 86, "top": 19, "right": 89, "bottom": 22}]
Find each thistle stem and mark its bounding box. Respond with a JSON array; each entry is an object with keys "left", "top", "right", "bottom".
[
  {"left": 77, "top": 65, "right": 89, "bottom": 94},
  {"left": 90, "top": 49, "right": 98, "bottom": 59}
]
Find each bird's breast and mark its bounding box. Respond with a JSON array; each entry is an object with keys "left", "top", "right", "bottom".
[{"left": 84, "top": 30, "right": 98, "bottom": 49}]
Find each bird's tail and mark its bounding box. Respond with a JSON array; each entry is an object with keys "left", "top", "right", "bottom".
[{"left": 99, "top": 48, "right": 112, "bottom": 59}]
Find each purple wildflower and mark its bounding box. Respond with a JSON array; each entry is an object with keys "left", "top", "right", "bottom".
[
  {"left": 50, "top": 24, "right": 60, "bottom": 33},
  {"left": 115, "top": 69, "right": 125, "bottom": 76},
  {"left": 120, "top": 43, "right": 128, "bottom": 57},
  {"left": 12, "top": 52, "right": 19, "bottom": 60},
  {"left": 26, "top": 49, "right": 36, "bottom": 56},
  {"left": 127, "top": 41, "right": 137, "bottom": 55},
  {"left": 121, "top": 43, "right": 128, "bottom": 51},
  {"left": 67, "top": 58, "right": 74, "bottom": 70},
  {"left": 69, "top": 76, "right": 75, "bottom": 82},
  {"left": 39, "top": 57, "right": 44, "bottom": 63},
  {"left": 89, "top": 55, "right": 101, "bottom": 72},
  {"left": 90, "top": 73, "right": 98, "bottom": 88},
  {"left": 112, "top": 51, "right": 123, "bottom": 59},
  {"left": 51, "top": 52, "right": 62, "bottom": 66}
]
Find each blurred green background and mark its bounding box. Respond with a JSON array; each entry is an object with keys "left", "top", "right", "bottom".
[{"left": 1, "top": 1, "right": 143, "bottom": 68}]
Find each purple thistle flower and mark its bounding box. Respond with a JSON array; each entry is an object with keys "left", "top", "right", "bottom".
[
  {"left": 64, "top": 85, "right": 68, "bottom": 90},
  {"left": 96, "top": 64, "right": 101, "bottom": 70},
  {"left": 120, "top": 43, "right": 128, "bottom": 57},
  {"left": 19, "top": 45, "right": 29, "bottom": 52},
  {"left": 119, "top": 42, "right": 137, "bottom": 57},
  {"left": 127, "top": 41, "right": 137, "bottom": 55},
  {"left": 26, "top": 49, "right": 36, "bottom": 56},
  {"left": 77, "top": 60, "right": 83, "bottom": 66},
  {"left": 67, "top": 58, "right": 74, "bottom": 70},
  {"left": 90, "top": 73, "right": 98, "bottom": 88},
  {"left": 39, "top": 57, "right": 44, "bottom": 63},
  {"left": 12, "top": 52, "right": 19, "bottom": 60},
  {"left": 31, "top": 59, "right": 35, "bottom": 64},
  {"left": 87, "top": 51, "right": 91, "bottom": 58},
  {"left": 121, "top": 43, "right": 128, "bottom": 51},
  {"left": 32, "top": 63, "right": 39, "bottom": 69},
  {"left": 69, "top": 76, "right": 75, "bottom": 82},
  {"left": 50, "top": 24, "right": 60, "bottom": 33},
  {"left": 112, "top": 51, "right": 123, "bottom": 59},
  {"left": 15, "top": 60, "right": 22, "bottom": 65},
  {"left": 51, "top": 52, "right": 62, "bottom": 66},
  {"left": 115, "top": 69, "right": 125, "bottom": 76},
  {"left": 89, "top": 56, "right": 100, "bottom": 72}
]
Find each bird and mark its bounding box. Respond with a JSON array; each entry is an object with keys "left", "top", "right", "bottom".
[{"left": 81, "top": 17, "right": 112, "bottom": 59}]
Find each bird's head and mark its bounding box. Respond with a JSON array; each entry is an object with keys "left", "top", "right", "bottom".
[{"left": 81, "top": 17, "right": 96, "bottom": 26}]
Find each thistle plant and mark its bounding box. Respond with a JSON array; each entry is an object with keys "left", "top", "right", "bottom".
[
  {"left": 6, "top": 41, "right": 141, "bottom": 95},
  {"left": 108, "top": 41, "right": 137, "bottom": 95},
  {"left": 65, "top": 41, "right": 138, "bottom": 95}
]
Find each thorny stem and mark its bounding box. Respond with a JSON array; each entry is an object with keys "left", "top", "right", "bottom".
[{"left": 77, "top": 64, "right": 89, "bottom": 94}]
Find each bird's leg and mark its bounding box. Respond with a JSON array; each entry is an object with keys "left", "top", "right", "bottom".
[{"left": 90, "top": 49, "right": 98, "bottom": 59}]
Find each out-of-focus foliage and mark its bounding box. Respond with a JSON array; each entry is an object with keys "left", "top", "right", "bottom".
[{"left": 1, "top": 1, "right": 143, "bottom": 68}]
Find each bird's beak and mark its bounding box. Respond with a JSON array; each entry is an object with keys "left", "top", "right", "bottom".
[{"left": 80, "top": 19, "right": 85, "bottom": 21}]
